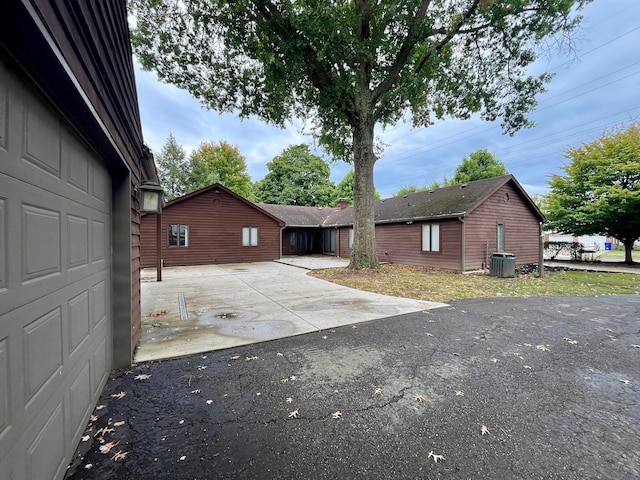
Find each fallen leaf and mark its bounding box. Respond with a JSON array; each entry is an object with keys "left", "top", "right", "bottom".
[
  {"left": 536, "top": 345, "right": 549, "bottom": 352},
  {"left": 428, "top": 451, "right": 445, "bottom": 463},
  {"left": 95, "top": 405, "right": 105, "bottom": 411},
  {"left": 322, "top": 336, "right": 328, "bottom": 339},
  {"left": 452, "top": 352, "right": 460, "bottom": 356},
  {"left": 90, "top": 414, "right": 98, "bottom": 421},
  {"left": 455, "top": 390, "right": 464, "bottom": 397},
  {"left": 331, "top": 411, "right": 342, "bottom": 420},
  {"left": 206, "top": 400, "right": 213, "bottom": 404},
  {"left": 288, "top": 409, "right": 299, "bottom": 419},
  {"left": 111, "top": 392, "right": 126, "bottom": 399},
  {"left": 290, "top": 375, "right": 297, "bottom": 381},
  {"left": 413, "top": 394, "right": 425, "bottom": 402},
  {"left": 374, "top": 388, "right": 382, "bottom": 395},
  {"left": 245, "top": 356, "right": 259, "bottom": 361},
  {"left": 112, "top": 451, "right": 128, "bottom": 462},
  {"left": 276, "top": 352, "right": 284, "bottom": 357},
  {"left": 425, "top": 332, "right": 434, "bottom": 337},
  {"left": 94, "top": 427, "right": 114, "bottom": 437},
  {"left": 286, "top": 397, "right": 293, "bottom": 404},
  {"left": 280, "top": 378, "right": 289, "bottom": 383},
  {"left": 197, "top": 365, "right": 207, "bottom": 371},
  {"left": 481, "top": 425, "right": 489, "bottom": 435},
  {"left": 191, "top": 389, "right": 201, "bottom": 394},
  {"left": 81, "top": 435, "right": 90, "bottom": 442},
  {"left": 113, "top": 421, "right": 125, "bottom": 427},
  {"left": 631, "top": 344, "right": 640, "bottom": 349},
  {"left": 99, "top": 441, "right": 119, "bottom": 454},
  {"left": 179, "top": 419, "right": 185, "bottom": 424},
  {"left": 229, "top": 355, "right": 241, "bottom": 360},
  {"left": 179, "top": 455, "right": 186, "bottom": 461},
  {"left": 134, "top": 374, "right": 152, "bottom": 380},
  {"left": 84, "top": 464, "right": 93, "bottom": 469},
  {"left": 524, "top": 365, "right": 532, "bottom": 369},
  {"left": 491, "top": 358, "right": 499, "bottom": 364},
  {"left": 621, "top": 380, "right": 632, "bottom": 385}
]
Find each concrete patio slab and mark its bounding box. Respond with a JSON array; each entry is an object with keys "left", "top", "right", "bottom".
[{"left": 135, "top": 260, "right": 446, "bottom": 362}]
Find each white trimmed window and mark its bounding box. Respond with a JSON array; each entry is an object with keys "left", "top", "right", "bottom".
[
  {"left": 348, "top": 228, "right": 354, "bottom": 248},
  {"left": 168, "top": 224, "right": 189, "bottom": 247},
  {"left": 242, "top": 226, "right": 258, "bottom": 246},
  {"left": 422, "top": 223, "right": 440, "bottom": 252},
  {"left": 497, "top": 223, "right": 504, "bottom": 251}
]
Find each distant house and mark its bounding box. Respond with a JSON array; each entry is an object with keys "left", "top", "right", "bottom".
[
  {"left": 142, "top": 175, "right": 544, "bottom": 272},
  {"left": 141, "top": 184, "right": 284, "bottom": 267},
  {"left": 1, "top": 2, "right": 156, "bottom": 478}
]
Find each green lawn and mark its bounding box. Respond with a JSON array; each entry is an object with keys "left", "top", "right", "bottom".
[{"left": 310, "top": 264, "right": 640, "bottom": 303}]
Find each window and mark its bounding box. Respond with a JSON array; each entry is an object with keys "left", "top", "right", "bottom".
[
  {"left": 348, "top": 228, "right": 354, "bottom": 248},
  {"left": 323, "top": 230, "right": 335, "bottom": 254},
  {"left": 168, "top": 224, "right": 189, "bottom": 247},
  {"left": 497, "top": 223, "right": 504, "bottom": 251},
  {"left": 242, "top": 226, "right": 258, "bottom": 246},
  {"left": 422, "top": 223, "right": 440, "bottom": 252}
]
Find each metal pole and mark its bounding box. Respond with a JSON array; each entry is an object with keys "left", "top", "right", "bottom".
[{"left": 156, "top": 210, "right": 162, "bottom": 281}]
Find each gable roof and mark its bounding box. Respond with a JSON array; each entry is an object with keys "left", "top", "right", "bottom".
[
  {"left": 260, "top": 175, "right": 544, "bottom": 228},
  {"left": 160, "top": 183, "right": 285, "bottom": 226},
  {"left": 257, "top": 204, "right": 336, "bottom": 227}
]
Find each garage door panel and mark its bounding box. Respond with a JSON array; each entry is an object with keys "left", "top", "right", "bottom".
[
  {"left": 23, "top": 95, "right": 62, "bottom": 179},
  {"left": 67, "top": 215, "right": 89, "bottom": 270},
  {"left": 23, "top": 307, "right": 63, "bottom": 401},
  {"left": 68, "top": 290, "right": 90, "bottom": 356},
  {"left": 22, "top": 203, "right": 61, "bottom": 282},
  {"left": 69, "top": 363, "right": 92, "bottom": 442},
  {"left": 26, "top": 401, "right": 66, "bottom": 480}
]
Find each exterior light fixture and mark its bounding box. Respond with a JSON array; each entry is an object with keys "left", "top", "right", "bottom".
[{"left": 139, "top": 181, "right": 164, "bottom": 213}]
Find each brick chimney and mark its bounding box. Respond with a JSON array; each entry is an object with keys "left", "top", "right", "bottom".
[{"left": 335, "top": 198, "right": 351, "bottom": 211}]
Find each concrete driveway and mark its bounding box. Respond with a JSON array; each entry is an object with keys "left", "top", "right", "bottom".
[{"left": 136, "top": 258, "right": 445, "bottom": 361}]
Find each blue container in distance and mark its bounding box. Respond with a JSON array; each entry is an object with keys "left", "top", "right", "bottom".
[{"left": 605, "top": 242, "right": 612, "bottom": 250}]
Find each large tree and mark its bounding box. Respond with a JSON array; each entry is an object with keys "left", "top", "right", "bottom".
[
  {"left": 545, "top": 123, "right": 640, "bottom": 264},
  {"left": 254, "top": 144, "right": 336, "bottom": 206},
  {"left": 451, "top": 149, "right": 508, "bottom": 184},
  {"left": 130, "top": 0, "right": 590, "bottom": 268},
  {"left": 156, "top": 132, "right": 188, "bottom": 200},
  {"left": 187, "top": 141, "right": 254, "bottom": 200}
]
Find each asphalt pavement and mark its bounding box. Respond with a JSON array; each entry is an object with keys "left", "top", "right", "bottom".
[{"left": 65, "top": 295, "right": 640, "bottom": 480}]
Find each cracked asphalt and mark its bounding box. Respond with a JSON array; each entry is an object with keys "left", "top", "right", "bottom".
[{"left": 65, "top": 295, "right": 640, "bottom": 479}]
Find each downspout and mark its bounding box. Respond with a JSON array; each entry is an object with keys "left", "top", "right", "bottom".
[
  {"left": 279, "top": 226, "right": 284, "bottom": 259},
  {"left": 538, "top": 222, "right": 544, "bottom": 278},
  {"left": 459, "top": 216, "right": 465, "bottom": 272}
]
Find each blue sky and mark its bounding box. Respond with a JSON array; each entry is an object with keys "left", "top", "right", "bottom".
[{"left": 134, "top": 0, "right": 640, "bottom": 199}]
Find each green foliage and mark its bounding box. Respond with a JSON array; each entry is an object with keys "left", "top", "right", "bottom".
[
  {"left": 395, "top": 184, "right": 426, "bottom": 196},
  {"left": 156, "top": 133, "right": 188, "bottom": 200},
  {"left": 546, "top": 123, "right": 640, "bottom": 264},
  {"left": 335, "top": 170, "right": 380, "bottom": 203},
  {"left": 254, "top": 145, "right": 336, "bottom": 206},
  {"left": 187, "top": 141, "right": 254, "bottom": 200},
  {"left": 130, "top": 0, "right": 591, "bottom": 267},
  {"left": 451, "top": 149, "right": 508, "bottom": 184}
]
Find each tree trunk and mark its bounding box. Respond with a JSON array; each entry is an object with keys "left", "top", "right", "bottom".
[
  {"left": 349, "top": 119, "right": 378, "bottom": 269},
  {"left": 623, "top": 240, "right": 635, "bottom": 264}
]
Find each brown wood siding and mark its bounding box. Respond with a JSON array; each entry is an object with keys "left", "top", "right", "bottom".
[
  {"left": 374, "top": 220, "right": 463, "bottom": 270},
  {"left": 337, "top": 227, "right": 351, "bottom": 259},
  {"left": 140, "top": 189, "right": 282, "bottom": 266},
  {"left": 131, "top": 183, "right": 141, "bottom": 352},
  {"left": 464, "top": 183, "right": 541, "bottom": 270}
]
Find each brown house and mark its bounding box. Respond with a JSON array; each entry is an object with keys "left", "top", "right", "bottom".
[
  {"left": 140, "top": 184, "right": 285, "bottom": 267},
  {"left": 145, "top": 175, "right": 543, "bottom": 272},
  {"left": 1, "top": 1, "right": 156, "bottom": 478}
]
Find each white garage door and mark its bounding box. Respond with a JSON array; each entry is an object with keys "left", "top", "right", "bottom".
[{"left": 0, "top": 60, "right": 112, "bottom": 479}]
